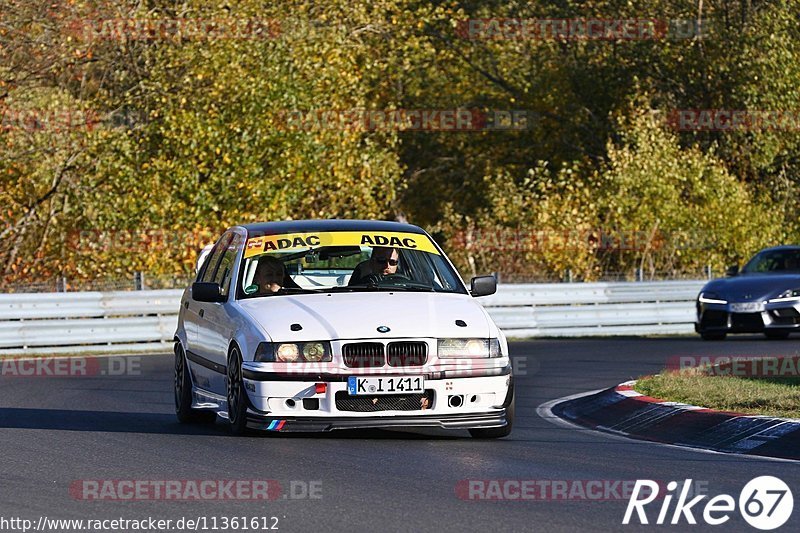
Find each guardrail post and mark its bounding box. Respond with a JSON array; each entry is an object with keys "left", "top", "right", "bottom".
[
  {"left": 563, "top": 269, "right": 573, "bottom": 283},
  {"left": 635, "top": 268, "right": 643, "bottom": 282},
  {"left": 56, "top": 276, "right": 67, "bottom": 292},
  {"left": 704, "top": 264, "right": 712, "bottom": 279},
  {"left": 492, "top": 271, "right": 500, "bottom": 284},
  {"left": 134, "top": 272, "right": 145, "bottom": 290}
]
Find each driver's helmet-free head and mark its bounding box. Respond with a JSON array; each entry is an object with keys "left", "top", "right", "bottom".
[{"left": 369, "top": 246, "right": 399, "bottom": 276}]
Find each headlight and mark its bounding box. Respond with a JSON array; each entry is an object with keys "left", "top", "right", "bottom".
[
  {"left": 276, "top": 343, "right": 300, "bottom": 362},
  {"left": 302, "top": 342, "right": 328, "bottom": 362},
  {"left": 254, "top": 341, "right": 332, "bottom": 362},
  {"left": 698, "top": 291, "right": 727, "bottom": 304},
  {"left": 438, "top": 338, "right": 502, "bottom": 358},
  {"left": 768, "top": 289, "right": 800, "bottom": 303}
]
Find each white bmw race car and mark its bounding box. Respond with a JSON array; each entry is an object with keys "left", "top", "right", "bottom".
[{"left": 174, "top": 220, "right": 514, "bottom": 437}]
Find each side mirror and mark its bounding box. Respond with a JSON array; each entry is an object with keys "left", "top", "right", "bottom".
[
  {"left": 470, "top": 275, "right": 497, "bottom": 297},
  {"left": 725, "top": 265, "right": 739, "bottom": 277},
  {"left": 192, "top": 282, "right": 225, "bottom": 303}
]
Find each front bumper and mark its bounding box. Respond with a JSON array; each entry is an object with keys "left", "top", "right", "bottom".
[
  {"left": 244, "top": 410, "right": 511, "bottom": 432},
  {"left": 239, "top": 364, "right": 513, "bottom": 432},
  {"left": 696, "top": 300, "right": 800, "bottom": 333}
]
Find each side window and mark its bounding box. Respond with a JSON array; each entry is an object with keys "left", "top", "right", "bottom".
[
  {"left": 214, "top": 233, "right": 243, "bottom": 296},
  {"left": 200, "top": 233, "right": 234, "bottom": 283}
]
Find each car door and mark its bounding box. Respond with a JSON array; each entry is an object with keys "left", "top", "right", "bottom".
[
  {"left": 185, "top": 235, "right": 230, "bottom": 354},
  {"left": 187, "top": 232, "right": 233, "bottom": 392},
  {"left": 195, "top": 231, "right": 243, "bottom": 395}
]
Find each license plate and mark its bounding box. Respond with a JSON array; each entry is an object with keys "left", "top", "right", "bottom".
[
  {"left": 347, "top": 376, "right": 424, "bottom": 395},
  {"left": 730, "top": 302, "right": 762, "bottom": 313}
]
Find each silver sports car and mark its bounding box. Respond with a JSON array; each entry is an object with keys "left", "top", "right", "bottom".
[{"left": 695, "top": 246, "right": 800, "bottom": 340}]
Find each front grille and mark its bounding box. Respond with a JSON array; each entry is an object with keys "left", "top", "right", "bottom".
[
  {"left": 342, "top": 342, "right": 385, "bottom": 368},
  {"left": 335, "top": 390, "right": 435, "bottom": 412},
  {"left": 731, "top": 312, "right": 764, "bottom": 332},
  {"left": 387, "top": 342, "right": 428, "bottom": 366},
  {"left": 701, "top": 310, "right": 728, "bottom": 328}
]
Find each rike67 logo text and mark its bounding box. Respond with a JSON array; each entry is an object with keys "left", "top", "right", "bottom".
[{"left": 624, "top": 477, "right": 793, "bottom": 530}]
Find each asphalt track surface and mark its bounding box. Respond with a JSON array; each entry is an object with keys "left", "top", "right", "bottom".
[{"left": 2, "top": 337, "right": 800, "bottom": 532}]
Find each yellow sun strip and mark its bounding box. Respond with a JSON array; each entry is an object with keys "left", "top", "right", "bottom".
[{"left": 244, "top": 231, "right": 440, "bottom": 258}]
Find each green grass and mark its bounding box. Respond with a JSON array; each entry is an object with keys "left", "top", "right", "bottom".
[{"left": 635, "top": 357, "right": 800, "bottom": 419}]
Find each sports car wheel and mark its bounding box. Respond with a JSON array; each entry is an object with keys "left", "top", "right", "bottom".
[
  {"left": 227, "top": 346, "right": 248, "bottom": 435},
  {"left": 174, "top": 343, "right": 215, "bottom": 423},
  {"left": 469, "top": 392, "right": 514, "bottom": 439}
]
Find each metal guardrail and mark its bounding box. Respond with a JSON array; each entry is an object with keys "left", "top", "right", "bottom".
[
  {"left": 481, "top": 280, "right": 705, "bottom": 338},
  {"left": 0, "top": 281, "right": 705, "bottom": 355},
  {"left": 0, "top": 290, "right": 181, "bottom": 355}
]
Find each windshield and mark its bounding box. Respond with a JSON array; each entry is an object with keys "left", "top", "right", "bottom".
[
  {"left": 237, "top": 230, "right": 467, "bottom": 298},
  {"left": 741, "top": 249, "right": 800, "bottom": 274}
]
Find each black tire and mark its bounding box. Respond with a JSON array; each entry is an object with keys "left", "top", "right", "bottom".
[
  {"left": 174, "top": 343, "right": 216, "bottom": 423},
  {"left": 469, "top": 392, "right": 514, "bottom": 439},
  {"left": 701, "top": 332, "right": 727, "bottom": 341},
  {"left": 227, "top": 345, "right": 249, "bottom": 435},
  {"left": 765, "top": 330, "right": 791, "bottom": 340}
]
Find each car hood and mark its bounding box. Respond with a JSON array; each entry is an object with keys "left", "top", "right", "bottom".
[
  {"left": 702, "top": 274, "right": 800, "bottom": 302},
  {"left": 237, "top": 291, "right": 494, "bottom": 342}
]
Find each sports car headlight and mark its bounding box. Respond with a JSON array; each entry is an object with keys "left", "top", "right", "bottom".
[
  {"left": 254, "top": 341, "right": 332, "bottom": 362},
  {"left": 698, "top": 291, "right": 727, "bottom": 304},
  {"left": 438, "top": 338, "right": 502, "bottom": 358},
  {"left": 768, "top": 289, "right": 800, "bottom": 303}
]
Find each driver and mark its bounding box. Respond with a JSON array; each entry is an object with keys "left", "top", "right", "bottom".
[
  {"left": 348, "top": 246, "right": 400, "bottom": 285},
  {"left": 369, "top": 247, "right": 400, "bottom": 277}
]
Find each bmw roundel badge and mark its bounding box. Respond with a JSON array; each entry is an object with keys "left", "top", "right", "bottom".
[{"left": 377, "top": 326, "right": 391, "bottom": 333}]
